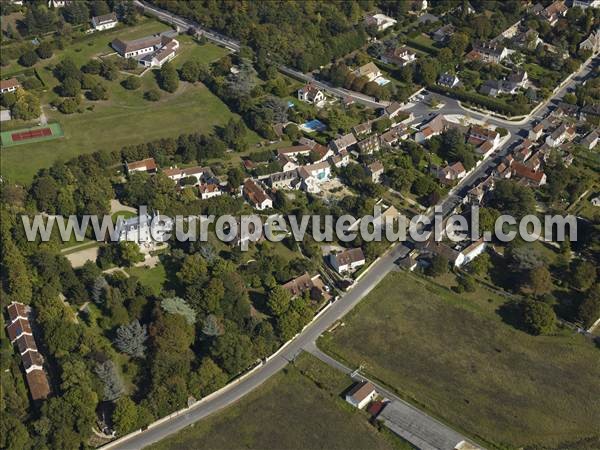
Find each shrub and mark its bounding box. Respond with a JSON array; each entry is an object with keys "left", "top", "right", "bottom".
[
  {"left": 58, "top": 97, "right": 80, "bottom": 114},
  {"left": 36, "top": 41, "right": 53, "bottom": 59},
  {"left": 88, "top": 83, "right": 108, "bottom": 101},
  {"left": 19, "top": 51, "right": 39, "bottom": 67},
  {"left": 122, "top": 75, "right": 141, "bottom": 90},
  {"left": 144, "top": 89, "right": 160, "bottom": 101}
]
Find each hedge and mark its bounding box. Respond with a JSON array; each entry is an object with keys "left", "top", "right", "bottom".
[{"left": 406, "top": 39, "right": 439, "bottom": 56}]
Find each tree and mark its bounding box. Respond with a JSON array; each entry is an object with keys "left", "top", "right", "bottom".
[
  {"left": 569, "top": 260, "right": 596, "bottom": 291},
  {"left": 144, "top": 89, "right": 160, "bottom": 101},
  {"left": 201, "top": 314, "right": 224, "bottom": 337},
  {"left": 457, "top": 274, "right": 476, "bottom": 292},
  {"left": 267, "top": 285, "right": 291, "bottom": 317},
  {"left": 63, "top": 1, "right": 89, "bottom": 24},
  {"left": 159, "top": 62, "right": 179, "bottom": 93},
  {"left": 118, "top": 241, "right": 143, "bottom": 267},
  {"left": 55, "top": 58, "right": 82, "bottom": 81},
  {"left": 522, "top": 300, "right": 556, "bottom": 335},
  {"left": 210, "top": 331, "right": 254, "bottom": 375},
  {"left": 524, "top": 266, "right": 553, "bottom": 297},
  {"left": 95, "top": 360, "right": 124, "bottom": 401},
  {"left": 82, "top": 59, "right": 102, "bottom": 74},
  {"left": 19, "top": 51, "right": 39, "bottom": 67},
  {"left": 114, "top": 320, "right": 148, "bottom": 358},
  {"left": 60, "top": 77, "right": 81, "bottom": 97},
  {"left": 227, "top": 167, "right": 244, "bottom": 190},
  {"left": 179, "top": 60, "right": 201, "bottom": 82},
  {"left": 112, "top": 397, "right": 139, "bottom": 435},
  {"left": 161, "top": 297, "right": 197, "bottom": 324},
  {"left": 176, "top": 253, "right": 208, "bottom": 285},
  {"left": 427, "top": 254, "right": 448, "bottom": 277},
  {"left": 578, "top": 287, "right": 600, "bottom": 329},
  {"left": 100, "top": 61, "right": 119, "bottom": 81},
  {"left": 449, "top": 32, "right": 469, "bottom": 56},
  {"left": 36, "top": 41, "right": 53, "bottom": 59},
  {"left": 122, "top": 75, "right": 141, "bottom": 90},
  {"left": 467, "top": 252, "right": 492, "bottom": 277},
  {"left": 188, "top": 357, "right": 228, "bottom": 397},
  {"left": 284, "top": 123, "right": 301, "bottom": 141},
  {"left": 12, "top": 89, "right": 41, "bottom": 120},
  {"left": 58, "top": 97, "right": 79, "bottom": 114}
]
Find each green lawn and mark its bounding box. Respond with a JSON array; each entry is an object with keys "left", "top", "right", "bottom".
[
  {"left": 319, "top": 271, "right": 600, "bottom": 450},
  {"left": 150, "top": 352, "right": 413, "bottom": 450},
  {"left": 1, "top": 21, "right": 254, "bottom": 184},
  {"left": 126, "top": 263, "right": 167, "bottom": 295}
]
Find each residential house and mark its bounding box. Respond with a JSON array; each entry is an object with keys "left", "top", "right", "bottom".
[
  {"left": 464, "top": 176, "right": 495, "bottom": 205},
  {"left": 431, "top": 24, "right": 455, "bottom": 43},
  {"left": 277, "top": 144, "right": 312, "bottom": 159},
  {"left": 364, "top": 13, "right": 397, "bottom": 32},
  {"left": 0, "top": 78, "right": 20, "bottom": 94},
  {"left": 116, "top": 213, "right": 174, "bottom": 244},
  {"left": 329, "top": 247, "right": 366, "bottom": 273},
  {"left": 243, "top": 179, "right": 272, "bottom": 210},
  {"left": 297, "top": 83, "right": 326, "bottom": 107},
  {"left": 507, "top": 70, "right": 528, "bottom": 89},
  {"left": 298, "top": 161, "right": 331, "bottom": 193},
  {"left": 540, "top": 1, "right": 568, "bottom": 25},
  {"left": 48, "top": 0, "right": 71, "bottom": 6},
  {"left": 198, "top": 183, "right": 222, "bottom": 199},
  {"left": 514, "top": 139, "right": 534, "bottom": 161},
  {"left": 545, "top": 123, "right": 576, "bottom": 147},
  {"left": 573, "top": 0, "right": 600, "bottom": 9},
  {"left": 141, "top": 39, "right": 179, "bottom": 68},
  {"left": 459, "top": 238, "right": 487, "bottom": 266},
  {"left": 555, "top": 101, "right": 579, "bottom": 118},
  {"left": 125, "top": 158, "right": 157, "bottom": 175},
  {"left": 512, "top": 28, "right": 541, "bottom": 50},
  {"left": 380, "top": 124, "right": 409, "bottom": 146},
  {"left": 282, "top": 272, "right": 329, "bottom": 301},
  {"left": 353, "top": 62, "right": 381, "bottom": 82},
  {"left": 91, "top": 12, "right": 118, "bottom": 31},
  {"left": 163, "top": 166, "right": 215, "bottom": 185},
  {"left": 511, "top": 162, "right": 547, "bottom": 186},
  {"left": 438, "top": 73, "right": 460, "bottom": 89},
  {"left": 276, "top": 153, "right": 297, "bottom": 172},
  {"left": 345, "top": 381, "right": 377, "bottom": 409},
  {"left": 581, "top": 130, "right": 598, "bottom": 149},
  {"left": 479, "top": 78, "right": 520, "bottom": 97},
  {"left": 329, "top": 149, "right": 351, "bottom": 168},
  {"left": 353, "top": 121, "right": 373, "bottom": 138},
  {"left": 367, "top": 160, "right": 384, "bottom": 183},
  {"left": 467, "top": 125, "right": 501, "bottom": 153},
  {"left": 311, "top": 144, "right": 334, "bottom": 163},
  {"left": 580, "top": 29, "right": 600, "bottom": 53},
  {"left": 383, "top": 102, "right": 404, "bottom": 122},
  {"left": 5, "top": 303, "right": 51, "bottom": 401},
  {"left": 581, "top": 104, "right": 600, "bottom": 121},
  {"left": 467, "top": 42, "right": 509, "bottom": 63},
  {"left": 330, "top": 133, "right": 357, "bottom": 152},
  {"left": 529, "top": 123, "right": 544, "bottom": 141},
  {"left": 268, "top": 169, "right": 300, "bottom": 189},
  {"left": 415, "top": 114, "right": 447, "bottom": 143},
  {"left": 381, "top": 46, "right": 416, "bottom": 67},
  {"left": 438, "top": 162, "right": 466, "bottom": 184},
  {"left": 357, "top": 135, "right": 381, "bottom": 154}
]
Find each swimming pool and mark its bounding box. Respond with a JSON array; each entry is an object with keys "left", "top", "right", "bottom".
[{"left": 300, "top": 119, "right": 327, "bottom": 133}]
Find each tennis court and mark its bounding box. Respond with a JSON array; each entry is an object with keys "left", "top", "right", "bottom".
[{"left": 1, "top": 123, "right": 63, "bottom": 147}]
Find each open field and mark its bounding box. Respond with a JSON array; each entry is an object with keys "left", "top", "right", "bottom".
[
  {"left": 0, "top": 21, "right": 252, "bottom": 183},
  {"left": 150, "top": 352, "right": 413, "bottom": 450},
  {"left": 319, "top": 271, "right": 600, "bottom": 449},
  {"left": 126, "top": 263, "right": 167, "bottom": 295}
]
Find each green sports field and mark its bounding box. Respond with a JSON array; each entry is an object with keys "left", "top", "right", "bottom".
[{"left": 0, "top": 122, "right": 63, "bottom": 147}]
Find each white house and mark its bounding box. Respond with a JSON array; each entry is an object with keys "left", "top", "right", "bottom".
[
  {"left": 329, "top": 247, "right": 366, "bottom": 273},
  {"left": 364, "top": 13, "right": 397, "bottom": 32},
  {"left": 579, "top": 29, "right": 600, "bottom": 53},
  {"left": 353, "top": 62, "right": 381, "bottom": 82},
  {"left": 112, "top": 34, "right": 180, "bottom": 68},
  {"left": 92, "top": 12, "right": 118, "bottom": 31},
  {"left": 298, "top": 83, "right": 326, "bottom": 107},
  {"left": 162, "top": 166, "right": 215, "bottom": 185},
  {"left": 345, "top": 381, "right": 377, "bottom": 409},
  {"left": 116, "top": 213, "right": 174, "bottom": 245},
  {"left": 573, "top": 0, "right": 600, "bottom": 9},
  {"left": 198, "top": 183, "right": 222, "bottom": 200},
  {"left": 457, "top": 239, "right": 486, "bottom": 267},
  {"left": 545, "top": 124, "right": 576, "bottom": 147},
  {"left": 0, "top": 78, "right": 20, "bottom": 94},
  {"left": 329, "top": 149, "right": 350, "bottom": 168}
]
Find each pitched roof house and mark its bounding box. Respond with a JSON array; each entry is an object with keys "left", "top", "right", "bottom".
[
  {"left": 381, "top": 46, "right": 416, "bottom": 67},
  {"left": 468, "top": 42, "right": 509, "bottom": 63},
  {"left": 357, "top": 135, "right": 381, "bottom": 154},
  {"left": 125, "top": 157, "right": 157, "bottom": 174},
  {"left": 438, "top": 73, "right": 460, "bottom": 89},
  {"left": 511, "top": 162, "right": 547, "bottom": 186},
  {"left": 0, "top": 78, "right": 21, "bottom": 94},
  {"left": 329, "top": 247, "right": 366, "bottom": 273},
  {"left": 330, "top": 133, "right": 357, "bottom": 152},
  {"left": 298, "top": 83, "right": 326, "bottom": 107},
  {"left": 345, "top": 381, "right": 377, "bottom": 409},
  {"left": 367, "top": 160, "right": 384, "bottom": 183},
  {"left": 282, "top": 272, "right": 329, "bottom": 301},
  {"left": 364, "top": 13, "right": 397, "bottom": 32},
  {"left": 415, "top": 114, "right": 447, "bottom": 143},
  {"left": 353, "top": 62, "right": 381, "bottom": 81},
  {"left": 540, "top": 1, "right": 568, "bottom": 25},
  {"left": 243, "top": 179, "right": 272, "bottom": 210},
  {"left": 91, "top": 12, "right": 118, "bottom": 30}
]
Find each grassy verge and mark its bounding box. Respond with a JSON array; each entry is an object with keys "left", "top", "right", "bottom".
[
  {"left": 126, "top": 263, "right": 167, "bottom": 295},
  {"left": 149, "top": 352, "right": 414, "bottom": 450},
  {"left": 318, "top": 271, "right": 600, "bottom": 449}
]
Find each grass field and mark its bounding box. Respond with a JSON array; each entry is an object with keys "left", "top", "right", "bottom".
[
  {"left": 0, "top": 122, "right": 63, "bottom": 147},
  {"left": 319, "top": 271, "right": 600, "bottom": 449},
  {"left": 126, "top": 263, "right": 167, "bottom": 295},
  {"left": 0, "top": 20, "right": 249, "bottom": 183},
  {"left": 150, "top": 352, "right": 413, "bottom": 450}
]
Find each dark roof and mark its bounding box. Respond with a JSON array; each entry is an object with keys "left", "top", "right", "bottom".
[
  {"left": 93, "top": 12, "right": 117, "bottom": 24},
  {"left": 332, "top": 248, "right": 365, "bottom": 266}
]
